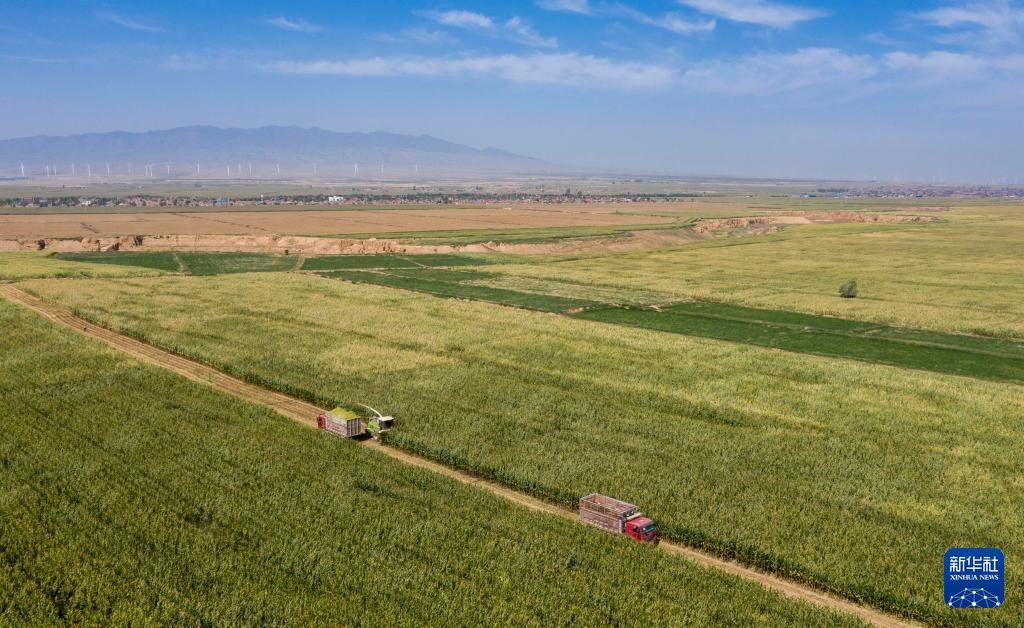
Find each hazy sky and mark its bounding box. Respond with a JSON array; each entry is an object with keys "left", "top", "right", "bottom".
[{"left": 2, "top": 0, "right": 1023, "bottom": 181}]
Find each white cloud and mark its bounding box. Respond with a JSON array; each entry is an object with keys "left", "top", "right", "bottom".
[
  {"left": 504, "top": 17, "right": 558, "bottom": 47},
  {"left": 885, "top": 50, "right": 1024, "bottom": 80},
  {"left": 377, "top": 28, "right": 454, "bottom": 45},
  {"left": 682, "top": 47, "right": 876, "bottom": 93},
  {"left": 162, "top": 50, "right": 246, "bottom": 71},
  {"left": 261, "top": 53, "right": 676, "bottom": 88},
  {"left": 678, "top": 0, "right": 827, "bottom": 28},
  {"left": 266, "top": 16, "right": 322, "bottom": 33},
  {"left": 425, "top": 10, "right": 496, "bottom": 30},
  {"left": 611, "top": 5, "right": 717, "bottom": 35},
  {"left": 641, "top": 12, "right": 717, "bottom": 35},
  {"left": 538, "top": 1, "right": 716, "bottom": 36},
  {"left": 917, "top": 1, "right": 1024, "bottom": 43},
  {"left": 423, "top": 10, "right": 556, "bottom": 47},
  {"left": 97, "top": 12, "right": 165, "bottom": 33},
  {"left": 677, "top": 46, "right": 1024, "bottom": 94},
  {"left": 536, "top": 0, "right": 593, "bottom": 14}
]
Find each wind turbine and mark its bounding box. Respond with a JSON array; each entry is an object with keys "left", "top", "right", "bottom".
[
  {"left": 166, "top": 163, "right": 170, "bottom": 176},
  {"left": 276, "top": 163, "right": 280, "bottom": 176},
  {"left": 415, "top": 163, "right": 419, "bottom": 176},
  {"left": 248, "top": 162, "right": 252, "bottom": 176},
  {"left": 236, "top": 163, "right": 241, "bottom": 175},
  {"left": 45, "top": 165, "right": 50, "bottom": 178},
  {"left": 19, "top": 163, "right": 25, "bottom": 177},
  {"left": 196, "top": 162, "right": 200, "bottom": 177},
  {"left": 226, "top": 164, "right": 230, "bottom": 177},
  {"left": 87, "top": 164, "right": 92, "bottom": 177},
  {"left": 354, "top": 163, "right": 359, "bottom": 176},
  {"left": 313, "top": 163, "right": 318, "bottom": 176},
  {"left": 106, "top": 163, "right": 111, "bottom": 176},
  {"left": 379, "top": 162, "right": 384, "bottom": 176}
]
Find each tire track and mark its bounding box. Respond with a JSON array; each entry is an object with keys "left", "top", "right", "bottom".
[{"left": 0, "top": 283, "right": 915, "bottom": 628}]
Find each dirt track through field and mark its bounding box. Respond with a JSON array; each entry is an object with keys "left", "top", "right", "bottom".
[{"left": 0, "top": 282, "right": 915, "bottom": 628}]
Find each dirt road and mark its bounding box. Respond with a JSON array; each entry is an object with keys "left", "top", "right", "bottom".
[{"left": 0, "top": 282, "right": 915, "bottom": 628}]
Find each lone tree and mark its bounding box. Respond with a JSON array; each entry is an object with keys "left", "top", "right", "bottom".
[{"left": 839, "top": 279, "right": 858, "bottom": 298}]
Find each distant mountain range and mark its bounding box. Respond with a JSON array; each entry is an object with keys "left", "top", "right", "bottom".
[{"left": 0, "top": 126, "right": 553, "bottom": 179}]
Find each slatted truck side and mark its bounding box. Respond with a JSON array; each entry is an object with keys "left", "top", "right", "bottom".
[{"left": 579, "top": 494, "right": 658, "bottom": 544}]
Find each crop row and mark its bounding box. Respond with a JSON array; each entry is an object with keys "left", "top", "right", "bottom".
[
  {"left": 320, "top": 265, "right": 1024, "bottom": 382},
  {"left": 24, "top": 272, "right": 1022, "bottom": 626},
  {"left": 0, "top": 297, "right": 853, "bottom": 626}
]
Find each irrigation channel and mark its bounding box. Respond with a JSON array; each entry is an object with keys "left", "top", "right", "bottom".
[{"left": 0, "top": 282, "right": 916, "bottom": 628}]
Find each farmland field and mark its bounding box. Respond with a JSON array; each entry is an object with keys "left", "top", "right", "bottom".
[
  {"left": 52, "top": 250, "right": 183, "bottom": 272},
  {"left": 23, "top": 271, "right": 1023, "bottom": 626},
  {"left": 300, "top": 252, "right": 492, "bottom": 270},
  {"left": 0, "top": 251, "right": 167, "bottom": 280},
  {"left": 319, "top": 265, "right": 1024, "bottom": 382},
  {"left": 0, "top": 297, "right": 855, "bottom": 626},
  {"left": 489, "top": 205, "right": 1024, "bottom": 338},
  {"left": 0, "top": 204, "right": 677, "bottom": 238},
  {"left": 53, "top": 251, "right": 300, "bottom": 275}
]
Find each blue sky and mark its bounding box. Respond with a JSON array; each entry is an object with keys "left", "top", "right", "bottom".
[{"left": 2, "top": 0, "right": 1023, "bottom": 181}]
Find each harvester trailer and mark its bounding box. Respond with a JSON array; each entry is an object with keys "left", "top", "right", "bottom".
[
  {"left": 579, "top": 493, "right": 658, "bottom": 544},
  {"left": 317, "top": 405, "right": 395, "bottom": 439}
]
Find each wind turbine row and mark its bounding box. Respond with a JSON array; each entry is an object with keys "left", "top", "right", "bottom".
[{"left": 14, "top": 161, "right": 425, "bottom": 179}]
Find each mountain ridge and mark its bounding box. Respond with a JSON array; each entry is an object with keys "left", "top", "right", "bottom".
[{"left": 0, "top": 125, "right": 549, "bottom": 177}]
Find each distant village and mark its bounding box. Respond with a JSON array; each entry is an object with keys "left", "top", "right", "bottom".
[
  {"left": 1, "top": 184, "right": 1020, "bottom": 209},
  {"left": 0, "top": 191, "right": 709, "bottom": 209}
]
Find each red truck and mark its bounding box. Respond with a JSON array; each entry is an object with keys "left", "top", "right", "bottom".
[{"left": 579, "top": 493, "right": 658, "bottom": 544}]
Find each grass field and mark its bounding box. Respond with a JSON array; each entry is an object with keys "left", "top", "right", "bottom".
[
  {"left": 489, "top": 205, "right": 1024, "bottom": 338},
  {"left": 0, "top": 252, "right": 166, "bottom": 280},
  {"left": 51, "top": 251, "right": 300, "bottom": 275},
  {"left": 300, "top": 253, "right": 492, "bottom": 271},
  {"left": 322, "top": 219, "right": 703, "bottom": 246},
  {"left": 0, "top": 297, "right": 856, "bottom": 626},
  {"left": 175, "top": 252, "right": 299, "bottom": 275},
  {"left": 327, "top": 269, "right": 602, "bottom": 313},
  {"left": 53, "top": 251, "right": 183, "bottom": 272},
  {"left": 320, "top": 265, "right": 1024, "bottom": 382},
  {"left": 24, "top": 272, "right": 1023, "bottom": 626}
]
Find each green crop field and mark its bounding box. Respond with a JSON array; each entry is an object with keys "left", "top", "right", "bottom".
[
  {"left": 0, "top": 252, "right": 167, "bottom": 280},
  {"left": 323, "top": 220, "right": 699, "bottom": 246},
  {"left": 300, "top": 253, "right": 491, "bottom": 271},
  {"left": 487, "top": 205, "right": 1024, "bottom": 338},
  {"left": 0, "top": 297, "right": 854, "bottom": 626},
  {"left": 23, "top": 272, "right": 1023, "bottom": 626},
  {"left": 53, "top": 251, "right": 183, "bottom": 272},
  {"left": 175, "top": 252, "right": 300, "bottom": 275},
  {"left": 326, "top": 270, "right": 602, "bottom": 312},
  {"left": 51, "top": 251, "right": 300, "bottom": 275},
  {"left": 317, "top": 264, "right": 1024, "bottom": 382},
  {"left": 46, "top": 250, "right": 494, "bottom": 274}
]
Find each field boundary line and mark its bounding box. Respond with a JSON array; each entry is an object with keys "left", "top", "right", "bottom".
[{"left": 0, "top": 283, "right": 916, "bottom": 628}]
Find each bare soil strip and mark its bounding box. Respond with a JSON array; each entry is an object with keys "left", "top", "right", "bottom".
[{"left": 0, "top": 283, "right": 915, "bottom": 628}]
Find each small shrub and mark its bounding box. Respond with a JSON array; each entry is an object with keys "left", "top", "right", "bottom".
[{"left": 839, "top": 279, "right": 858, "bottom": 298}]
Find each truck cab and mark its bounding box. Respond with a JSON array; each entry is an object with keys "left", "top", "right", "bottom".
[{"left": 624, "top": 516, "right": 658, "bottom": 544}]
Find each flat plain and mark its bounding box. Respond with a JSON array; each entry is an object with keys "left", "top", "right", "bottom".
[
  {"left": 4, "top": 195, "right": 1023, "bottom": 626},
  {"left": 0, "top": 204, "right": 678, "bottom": 238},
  {"left": 23, "top": 269, "right": 1023, "bottom": 626},
  {"left": 1, "top": 297, "right": 855, "bottom": 626},
  {"left": 491, "top": 205, "right": 1024, "bottom": 337}
]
